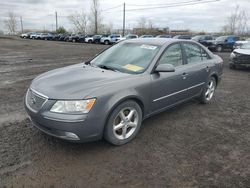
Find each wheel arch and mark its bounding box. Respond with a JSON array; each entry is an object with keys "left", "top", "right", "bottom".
[
  {"left": 102, "top": 95, "right": 145, "bottom": 136},
  {"left": 210, "top": 73, "right": 219, "bottom": 87}
]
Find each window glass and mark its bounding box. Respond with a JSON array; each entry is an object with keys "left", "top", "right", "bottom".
[
  {"left": 158, "top": 44, "right": 183, "bottom": 67},
  {"left": 184, "top": 43, "right": 210, "bottom": 63},
  {"left": 183, "top": 43, "right": 203, "bottom": 64},
  {"left": 91, "top": 42, "right": 160, "bottom": 74}
]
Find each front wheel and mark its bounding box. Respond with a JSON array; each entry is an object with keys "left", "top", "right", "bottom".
[
  {"left": 199, "top": 77, "right": 217, "bottom": 104},
  {"left": 104, "top": 100, "right": 142, "bottom": 145},
  {"left": 216, "top": 45, "right": 223, "bottom": 52},
  {"left": 104, "top": 40, "right": 109, "bottom": 45}
]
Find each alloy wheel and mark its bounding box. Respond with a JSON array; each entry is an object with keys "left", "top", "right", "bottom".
[
  {"left": 113, "top": 107, "right": 139, "bottom": 140},
  {"left": 205, "top": 79, "right": 215, "bottom": 101}
]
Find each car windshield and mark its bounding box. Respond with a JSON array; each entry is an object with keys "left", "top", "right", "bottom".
[
  {"left": 91, "top": 42, "right": 160, "bottom": 74},
  {"left": 192, "top": 36, "right": 201, "bottom": 41},
  {"left": 216, "top": 36, "right": 227, "bottom": 41},
  {"left": 241, "top": 43, "right": 250, "bottom": 49}
]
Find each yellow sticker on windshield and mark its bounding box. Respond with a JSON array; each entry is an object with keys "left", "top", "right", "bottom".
[{"left": 123, "top": 64, "right": 144, "bottom": 72}]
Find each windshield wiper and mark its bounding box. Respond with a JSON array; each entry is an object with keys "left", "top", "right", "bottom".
[{"left": 97, "top": 65, "right": 118, "bottom": 72}]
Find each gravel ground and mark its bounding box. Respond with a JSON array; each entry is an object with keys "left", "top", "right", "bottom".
[{"left": 0, "top": 37, "right": 250, "bottom": 188}]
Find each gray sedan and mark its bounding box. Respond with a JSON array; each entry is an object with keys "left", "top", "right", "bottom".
[{"left": 25, "top": 38, "right": 223, "bottom": 145}]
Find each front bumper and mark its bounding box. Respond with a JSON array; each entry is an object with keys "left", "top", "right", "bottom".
[
  {"left": 208, "top": 44, "right": 217, "bottom": 51},
  {"left": 230, "top": 55, "right": 250, "bottom": 67},
  {"left": 24, "top": 97, "right": 105, "bottom": 143}
]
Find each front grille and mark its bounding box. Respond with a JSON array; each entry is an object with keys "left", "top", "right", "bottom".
[
  {"left": 26, "top": 89, "right": 48, "bottom": 113},
  {"left": 234, "top": 53, "right": 250, "bottom": 64}
]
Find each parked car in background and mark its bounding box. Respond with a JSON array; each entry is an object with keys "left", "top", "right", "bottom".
[
  {"left": 117, "top": 34, "right": 138, "bottom": 42},
  {"left": 192, "top": 35, "right": 214, "bottom": 47},
  {"left": 230, "top": 43, "right": 250, "bottom": 69},
  {"left": 58, "top": 34, "right": 69, "bottom": 41},
  {"left": 173, "top": 35, "right": 192, "bottom": 40},
  {"left": 100, "top": 34, "right": 122, "bottom": 45},
  {"left": 93, "top": 35, "right": 108, "bottom": 44},
  {"left": 25, "top": 38, "right": 223, "bottom": 145},
  {"left": 43, "top": 33, "right": 57, "bottom": 41},
  {"left": 77, "top": 34, "right": 87, "bottom": 42},
  {"left": 85, "top": 35, "right": 94, "bottom": 43},
  {"left": 30, "top": 32, "right": 38, "bottom": 39},
  {"left": 208, "top": 35, "right": 240, "bottom": 52},
  {"left": 156, "top": 35, "right": 172, "bottom": 38},
  {"left": 40, "top": 33, "right": 49, "bottom": 40},
  {"left": 20, "top": 32, "right": 32, "bottom": 39},
  {"left": 139, "top": 35, "right": 154, "bottom": 38},
  {"left": 64, "top": 34, "right": 76, "bottom": 42},
  {"left": 67, "top": 34, "right": 81, "bottom": 42},
  {"left": 34, "top": 33, "right": 43, "bottom": 39},
  {"left": 233, "top": 38, "right": 250, "bottom": 49}
]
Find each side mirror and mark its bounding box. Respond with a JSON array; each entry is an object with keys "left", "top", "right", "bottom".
[
  {"left": 225, "top": 39, "right": 228, "bottom": 42},
  {"left": 155, "top": 64, "right": 175, "bottom": 72}
]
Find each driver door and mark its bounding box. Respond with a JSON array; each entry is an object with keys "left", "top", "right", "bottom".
[{"left": 150, "top": 43, "right": 189, "bottom": 113}]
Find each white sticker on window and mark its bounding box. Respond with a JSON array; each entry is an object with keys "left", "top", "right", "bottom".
[{"left": 140, "top": 44, "right": 157, "bottom": 50}]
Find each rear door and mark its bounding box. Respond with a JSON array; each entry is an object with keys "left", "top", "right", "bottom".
[{"left": 181, "top": 42, "right": 212, "bottom": 97}]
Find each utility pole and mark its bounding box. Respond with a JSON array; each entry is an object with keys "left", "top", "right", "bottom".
[
  {"left": 55, "top": 11, "right": 58, "bottom": 31},
  {"left": 20, "top": 16, "right": 23, "bottom": 33},
  {"left": 122, "top": 3, "right": 125, "bottom": 36}
]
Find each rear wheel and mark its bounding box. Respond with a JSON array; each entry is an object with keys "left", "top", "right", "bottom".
[
  {"left": 199, "top": 77, "right": 216, "bottom": 104},
  {"left": 104, "top": 100, "right": 142, "bottom": 145},
  {"left": 216, "top": 45, "right": 223, "bottom": 52},
  {"left": 104, "top": 40, "right": 109, "bottom": 45},
  {"left": 229, "top": 63, "right": 236, "bottom": 69}
]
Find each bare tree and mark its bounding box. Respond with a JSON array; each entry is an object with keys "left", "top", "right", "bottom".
[
  {"left": 137, "top": 17, "right": 147, "bottom": 29},
  {"left": 89, "top": 0, "right": 102, "bottom": 34},
  {"left": 68, "top": 11, "right": 88, "bottom": 34},
  {"left": 222, "top": 5, "right": 249, "bottom": 35},
  {"left": 4, "top": 12, "right": 18, "bottom": 35}
]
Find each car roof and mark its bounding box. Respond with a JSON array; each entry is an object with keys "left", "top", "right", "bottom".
[{"left": 124, "top": 38, "right": 188, "bottom": 46}]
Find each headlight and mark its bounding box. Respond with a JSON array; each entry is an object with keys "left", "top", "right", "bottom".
[
  {"left": 230, "top": 52, "right": 236, "bottom": 58},
  {"left": 50, "top": 99, "right": 96, "bottom": 114}
]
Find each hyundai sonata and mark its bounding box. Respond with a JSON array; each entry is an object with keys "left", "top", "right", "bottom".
[{"left": 25, "top": 38, "right": 223, "bottom": 145}]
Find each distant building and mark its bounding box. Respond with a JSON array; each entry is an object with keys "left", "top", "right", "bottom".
[
  {"left": 170, "top": 29, "right": 191, "bottom": 36},
  {"left": 133, "top": 27, "right": 170, "bottom": 36}
]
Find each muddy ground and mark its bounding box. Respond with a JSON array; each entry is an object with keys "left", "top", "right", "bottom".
[{"left": 0, "top": 37, "right": 250, "bottom": 188}]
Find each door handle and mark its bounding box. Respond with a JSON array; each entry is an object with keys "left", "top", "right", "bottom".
[
  {"left": 182, "top": 72, "right": 188, "bottom": 79},
  {"left": 206, "top": 66, "right": 211, "bottom": 72}
]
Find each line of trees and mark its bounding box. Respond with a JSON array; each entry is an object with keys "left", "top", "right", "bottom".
[
  {"left": 222, "top": 5, "right": 249, "bottom": 36},
  {"left": 68, "top": 0, "right": 107, "bottom": 34}
]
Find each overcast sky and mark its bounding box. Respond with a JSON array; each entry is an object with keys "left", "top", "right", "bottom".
[{"left": 0, "top": 0, "right": 249, "bottom": 33}]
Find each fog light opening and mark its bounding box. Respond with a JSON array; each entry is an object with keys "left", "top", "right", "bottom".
[{"left": 65, "top": 132, "right": 79, "bottom": 140}]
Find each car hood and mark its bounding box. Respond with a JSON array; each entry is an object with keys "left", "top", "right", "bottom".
[
  {"left": 235, "top": 40, "right": 249, "bottom": 44},
  {"left": 30, "top": 63, "right": 131, "bottom": 100},
  {"left": 234, "top": 49, "right": 250, "bottom": 55}
]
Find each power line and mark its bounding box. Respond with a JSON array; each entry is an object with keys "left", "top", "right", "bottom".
[
  {"left": 126, "top": 0, "right": 202, "bottom": 7},
  {"left": 103, "top": 0, "right": 219, "bottom": 13},
  {"left": 101, "top": 4, "right": 123, "bottom": 12},
  {"left": 126, "top": 0, "right": 220, "bottom": 12}
]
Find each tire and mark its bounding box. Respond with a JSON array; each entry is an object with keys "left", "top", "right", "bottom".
[
  {"left": 104, "top": 40, "right": 109, "bottom": 45},
  {"left": 199, "top": 77, "right": 217, "bottom": 104},
  {"left": 104, "top": 100, "right": 142, "bottom": 145},
  {"left": 229, "top": 63, "right": 236, "bottom": 69},
  {"left": 216, "top": 45, "right": 223, "bottom": 52},
  {"left": 88, "top": 40, "right": 92, "bottom": 43}
]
